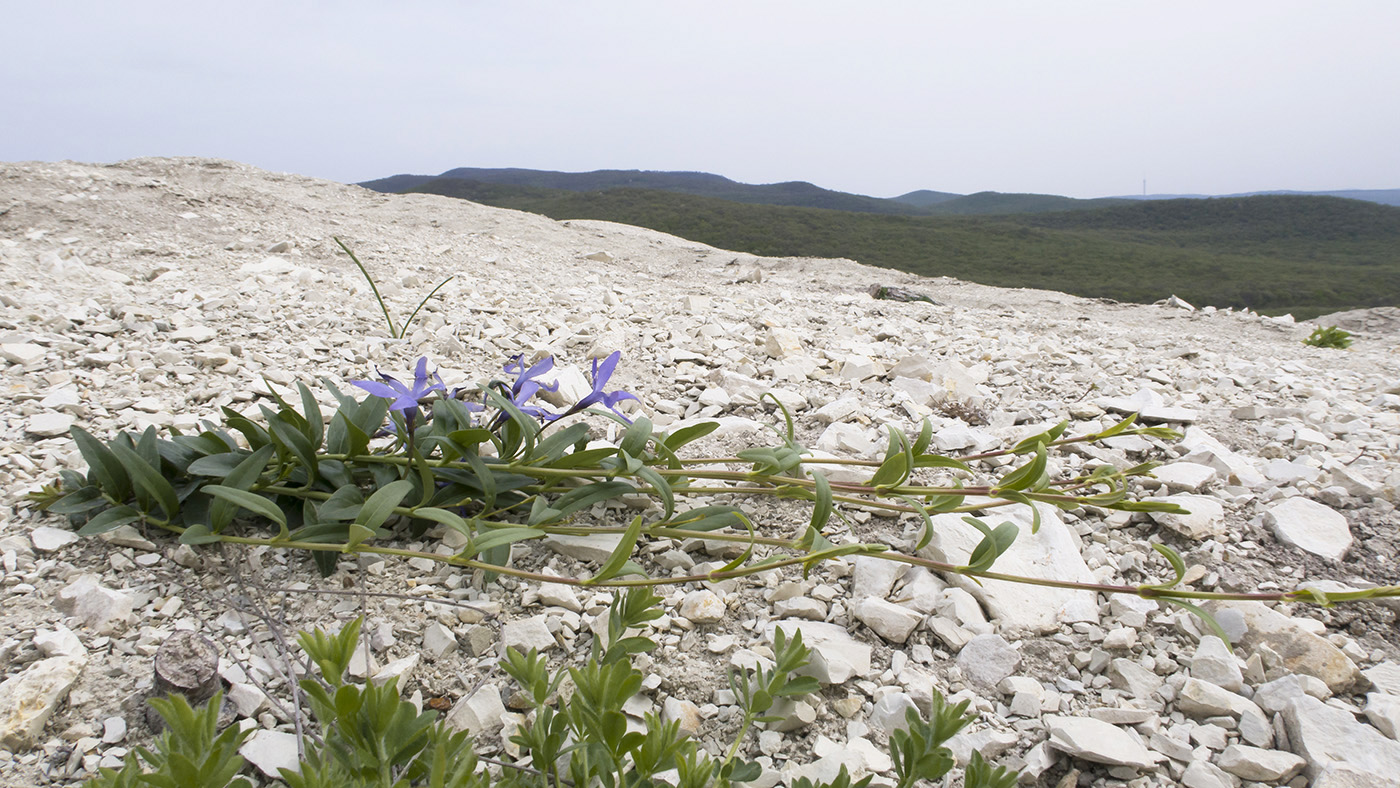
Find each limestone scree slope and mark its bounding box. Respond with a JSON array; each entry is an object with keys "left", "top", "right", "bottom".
[{"left": 2, "top": 158, "right": 1400, "bottom": 786}]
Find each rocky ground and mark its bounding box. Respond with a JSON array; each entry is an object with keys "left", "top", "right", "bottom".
[{"left": 2, "top": 157, "right": 1400, "bottom": 787}]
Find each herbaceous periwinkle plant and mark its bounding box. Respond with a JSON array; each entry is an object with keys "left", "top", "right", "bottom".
[{"left": 31, "top": 352, "right": 1400, "bottom": 612}]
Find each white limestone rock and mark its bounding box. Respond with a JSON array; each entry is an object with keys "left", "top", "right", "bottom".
[
  {"left": 239, "top": 729, "right": 301, "bottom": 779},
  {"left": 1265, "top": 496, "right": 1352, "bottom": 561},
  {"left": 1147, "top": 493, "right": 1226, "bottom": 540},
  {"left": 679, "top": 590, "right": 726, "bottom": 624},
  {"left": 956, "top": 634, "right": 1021, "bottom": 689},
  {"left": 1044, "top": 715, "right": 1158, "bottom": 770},
  {"left": 446, "top": 684, "right": 507, "bottom": 736},
  {"left": 853, "top": 597, "right": 923, "bottom": 644},
  {"left": 1364, "top": 692, "right": 1400, "bottom": 740},
  {"left": 30, "top": 526, "right": 81, "bottom": 553},
  {"left": 1150, "top": 461, "right": 1217, "bottom": 493},
  {"left": 54, "top": 574, "right": 133, "bottom": 634},
  {"left": 0, "top": 653, "right": 89, "bottom": 750},
  {"left": 1190, "top": 635, "right": 1245, "bottom": 693},
  {"left": 1283, "top": 694, "right": 1400, "bottom": 782},
  {"left": 918, "top": 503, "right": 1098, "bottom": 633},
  {"left": 1204, "top": 601, "right": 1360, "bottom": 693},
  {"left": 26, "top": 412, "right": 74, "bottom": 437},
  {"left": 766, "top": 620, "right": 872, "bottom": 685},
  {"left": 500, "top": 615, "right": 557, "bottom": 655}
]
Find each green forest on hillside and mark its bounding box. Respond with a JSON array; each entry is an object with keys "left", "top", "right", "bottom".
[{"left": 404, "top": 179, "right": 1400, "bottom": 319}]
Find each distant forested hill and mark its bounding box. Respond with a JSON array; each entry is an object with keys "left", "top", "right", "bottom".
[
  {"left": 359, "top": 168, "right": 1123, "bottom": 216},
  {"left": 400, "top": 178, "right": 1400, "bottom": 319}
]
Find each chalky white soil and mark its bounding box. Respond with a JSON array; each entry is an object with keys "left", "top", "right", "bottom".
[{"left": 3, "top": 158, "right": 1400, "bottom": 787}]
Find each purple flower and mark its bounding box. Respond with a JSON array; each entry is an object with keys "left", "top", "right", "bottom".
[
  {"left": 352, "top": 356, "right": 446, "bottom": 423},
  {"left": 563, "top": 351, "right": 641, "bottom": 423}
]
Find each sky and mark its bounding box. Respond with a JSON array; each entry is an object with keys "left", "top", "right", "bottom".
[{"left": 5, "top": 2, "right": 1399, "bottom": 199}]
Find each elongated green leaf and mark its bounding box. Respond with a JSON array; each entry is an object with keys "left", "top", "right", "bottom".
[
  {"left": 354, "top": 479, "right": 414, "bottom": 532},
  {"left": 547, "top": 446, "right": 618, "bottom": 469},
  {"left": 1161, "top": 599, "right": 1233, "bottom": 650},
  {"left": 410, "top": 506, "right": 471, "bottom": 538},
  {"left": 1094, "top": 412, "right": 1139, "bottom": 439},
  {"left": 618, "top": 416, "right": 652, "bottom": 458},
  {"left": 1010, "top": 420, "right": 1069, "bottom": 454},
  {"left": 269, "top": 415, "right": 318, "bottom": 487},
  {"left": 662, "top": 421, "right": 719, "bottom": 451},
  {"left": 995, "top": 444, "right": 1047, "bottom": 493},
  {"left": 530, "top": 423, "right": 592, "bottom": 465},
  {"left": 868, "top": 427, "right": 912, "bottom": 489},
  {"left": 529, "top": 481, "right": 634, "bottom": 526},
  {"left": 48, "top": 487, "right": 107, "bottom": 515},
  {"left": 587, "top": 515, "right": 644, "bottom": 584},
  {"left": 79, "top": 505, "right": 142, "bottom": 535},
  {"left": 809, "top": 471, "right": 833, "bottom": 534},
  {"left": 635, "top": 466, "right": 674, "bottom": 520},
  {"left": 179, "top": 524, "right": 222, "bottom": 545},
  {"left": 464, "top": 452, "right": 498, "bottom": 512},
  {"left": 109, "top": 441, "right": 179, "bottom": 519},
  {"left": 206, "top": 445, "right": 276, "bottom": 533},
  {"left": 761, "top": 392, "right": 797, "bottom": 444},
  {"left": 962, "top": 517, "right": 1018, "bottom": 573},
  {"left": 656, "top": 506, "right": 747, "bottom": 533},
  {"left": 204, "top": 485, "right": 287, "bottom": 537},
  {"left": 1144, "top": 543, "right": 1187, "bottom": 590},
  {"left": 70, "top": 426, "right": 131, "bottom": 501},
  {"left": 913, "top": 454, "right": 971, "bottom": 472},
  {"left": 318, "top": 484, "right": 366, "bottom": 521},
  {"left": 187, "top": 452, "right": 247, "bottom": 477},
  {"left": 468, "top": 526, "right": 545, "bottom": 556},
  {"left": 912, "top": 418, "right": 934, "bottom": 456},
  {"left": 297, "top": 382, "right": 324, "bottom": 449},
  {"left": 345, "top": 523, "right": 376, "bottom": 551},
  {"left": 221, "top": 406, "right": 270, "bottom": 450},
  {"left": 891, "top": 493, "right": 937, "bottom": 551}
]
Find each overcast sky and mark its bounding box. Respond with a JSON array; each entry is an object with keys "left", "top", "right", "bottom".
[{"left": 6, "top": 2, "right": 1398, "bottom": 199}]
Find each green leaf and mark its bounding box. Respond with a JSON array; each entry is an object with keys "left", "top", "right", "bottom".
[
  {"left": 208, "top": 445, "right": 276, "bottom": 533},
  {"left": 204, "top": 486, "right": 288, "bottom": 537},
  {"left": 893, "top": 493, "right": 938, "bottom": 551},
  {"left": 1094, "top": 412, "right": 1139, "bottom": 439},
  {"left": 1162, "top": 598, "right": 1233, "bottom": 650},
  {"left": 179, "top": 524, "right": 221, "bottom": 545},
  {"left": 410, "top": 506, "right": 471, "bottom": 538},
  {"left": 867, "top": 426, "right": 913, "bottom": 489},
  {"left": 913, "top": 453, "right": 972, "bottom": 472},
  {"left": 662, "top": 421, "right": 719, "bottom": 451},
  {"left": 586, "top": 515, "right": 644, "bottom": 585},
  {"left": 48, "top": 487, "right": 107, "bottom": 515},
  {"left": 962, "top": 516, "right": 1018, "bottom": 573},
  {"left": 530, "top": 423, "right": 592, "bottom": 465},
  {"left": 78, "top": 505, "right": 142, "bottom": 535},
  {"left": 468, "top": 526, "right": 545, "bottom": 556},
  {"left": 269, "top": 414, "right": 318, "bottom": 487},
  {"left": 809, "top": 471, "right": 833, "bottom": 534},
  {"left": 529, "top": 481, "right": 634, "bottom": 526},
  {"left": 911, "top": 418, "right": 933, "bottom": 455},
  {"left": 354, "top": 479, "right": 414, "bottom": 532},
  {"left": 617, "top": 415, "right": 653, "bottom": 458},
  {"left": 345, "top": 523, "right": 376, "bottom": 551},
  {"left": 656, "top": 506, "right": 747, "bottom": 533},
  {"left": 1145, "top": 543, "right": 1187, "bottom": 590},
  {"left": 995, "top": 443, "right": 1048, "bottom": 492},
  {"left": 70, "top": 426, "right": 131, "bottom": 501},
  {"left": 635, "top": 465, "right": 674, "bottom": 520},
  {"left": 108, "top": 441, "right": 179, "bottom": 519},
  {"left": 1010, "top": 420, "right": 1068, "bottom": 454},
  {"left": 317, "top": 483, "right": 365, "bottom": 522}
]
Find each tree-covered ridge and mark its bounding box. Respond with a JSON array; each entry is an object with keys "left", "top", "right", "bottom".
[
  {"left": 361, "top": 169, "right": 1128, "bottom": 216},
  {"left": 404, "top": 179, "right": 1400, "bottom": 319}
]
